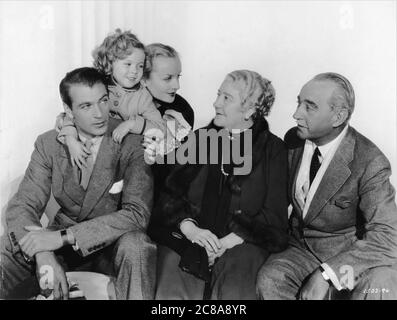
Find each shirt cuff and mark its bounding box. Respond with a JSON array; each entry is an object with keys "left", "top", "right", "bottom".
[
  {"left": 67, "top": 228, "right": 80, "bottom": 251},
  {"left": 320, "top": 263, "right": 343, "bottom": 291},
  {"left": 72, "top": 241, "right": 79, "bottom": 251}
]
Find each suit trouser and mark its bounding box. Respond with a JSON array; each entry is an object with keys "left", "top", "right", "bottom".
[
  {"left": 256, "top": 244, "right": 397, "bottom": 300},
  {"left": 155, "top": 243, "right": 269, "bottom": 300},
  {"left": 0, "top": 231, "right": 156, "bottom": 300}
]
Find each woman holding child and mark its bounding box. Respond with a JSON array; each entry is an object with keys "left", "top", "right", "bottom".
[
  {"left": 151, "top": 70, "right": 289, "bottom": 299},
  {"left": 142, "top": 43, "right": 195, "bottom": 200},
  {"left": 57, "top": 30, "right": 194, "bottom": 171},
  {"left": 57, "top": 29, "right": 166, "bottom": 165}
]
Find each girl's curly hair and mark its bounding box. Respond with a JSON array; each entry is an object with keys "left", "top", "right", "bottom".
[{"left": 92, "top": 28, "right": 145, "bottom": 75}]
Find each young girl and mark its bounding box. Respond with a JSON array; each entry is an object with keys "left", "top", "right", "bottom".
[{"left": 57, "top": 29, "right": 165, "bottom": 168}]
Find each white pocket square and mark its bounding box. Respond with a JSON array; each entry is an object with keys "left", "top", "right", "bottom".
[{"left": 109, "top": 180, "right": 124, "bottom": 194}]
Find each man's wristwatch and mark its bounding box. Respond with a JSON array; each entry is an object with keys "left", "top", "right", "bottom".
[
  {"left": 60, "top": 229, "right": 69, "bottom": 246},
  {"left": 60, "top": 229, "right": 75, "bottom": 246}
]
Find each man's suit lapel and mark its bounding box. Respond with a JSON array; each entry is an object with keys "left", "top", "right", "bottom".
[
  {"left": 304, "top": 128, "right": 355, "bottom": 225},
  {"left": 58, "top": 145, "right": 86, "bottom": 206},
  {"left": 79, "top": 134, "right": 122, "bottom": 221}
]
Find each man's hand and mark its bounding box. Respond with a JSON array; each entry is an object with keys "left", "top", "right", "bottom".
[
  {"left": 65, "top": 136, "right": 90, "bottom": 169},
  {"left": 299, "top": 268, "right": 330, "bottom": 300},
  {"left": 35, "top": 251, "right": 69, "bottom": 300},
  {"left": 112, "top": 119, "right": 135, "bottom": 144},
  {"left": 180, "top": 221, "right": 222, "bottom": 254},
  {"left": 19, "top": 226, "right": 63, "bottom": 259}
]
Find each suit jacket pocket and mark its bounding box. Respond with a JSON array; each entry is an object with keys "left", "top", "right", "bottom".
[
  {"left": 109, "top": 179, "right": 124, "bottom": 194},
  {"left": 333, "top": 197, "right": 358, "bottom": 209}
]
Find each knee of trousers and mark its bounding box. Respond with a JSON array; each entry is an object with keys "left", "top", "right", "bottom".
[
  {"left": 355, "top": 266, "right": 397, "bottom": 291},
  {"left": 0, "top": 242, "right": 34, "bottom": 298},
  {"left": 212, "top": 246, "right": 264, "bottom": 277},
  {"left": 0, "top": 251, "right": 13, "bottom": 296},
  {"left": 256, "top": 262, "right": 287, "bottom": 295},
  {"left": 113, "top": 231, "right": 156, "bottom": 265}
]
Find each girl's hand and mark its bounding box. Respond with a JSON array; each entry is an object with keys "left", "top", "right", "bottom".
[
  {"left": 142, "top": 135, "right": 159, "bottom": 164},
  {"left": 112, "top": 120, "right": 135, "bottom": 144},
  {"left": 65, "top": 137, "right": 90, "bottom": 169},
  {"left": 55, "top": 112, "right": 66, "bottom": 132},
  {"left": 180, "top": 221, "right": 222, "bottom": 254}
]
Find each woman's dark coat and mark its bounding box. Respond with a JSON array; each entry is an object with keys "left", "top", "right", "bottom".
[{"left": 148, "top": 119, "right": 289, "bottom": 280}]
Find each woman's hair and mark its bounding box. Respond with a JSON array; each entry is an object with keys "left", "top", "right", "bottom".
[
  {"left": 92, "top": 29, "right": 145, "bottom": 75},
  {"left": 226, "top": 70, "right": 275, "bottom": 119},
  {"left": 143, "top": 43, "right": 179, "bottom": 79}
]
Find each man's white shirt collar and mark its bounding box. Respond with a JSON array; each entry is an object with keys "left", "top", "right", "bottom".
[{"left": 295, "top": 125, "right": 349, "bottom": 217}]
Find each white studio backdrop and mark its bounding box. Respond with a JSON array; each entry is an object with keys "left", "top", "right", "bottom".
[{"left": 0, "top": 0, "right": 396, "bottom": 235}]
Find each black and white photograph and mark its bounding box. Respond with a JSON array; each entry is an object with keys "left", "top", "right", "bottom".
[{"left": 0, "top": 0, "right": 396, "bottom": 307}]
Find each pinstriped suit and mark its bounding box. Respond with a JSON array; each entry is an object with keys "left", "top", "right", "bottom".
[{"left": 0, "top": 119, "right": 156, "bottom": 299}]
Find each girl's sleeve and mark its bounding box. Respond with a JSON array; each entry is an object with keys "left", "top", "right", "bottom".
[
  {"left": 55, "top": 112, "right": 78, "bottom": 144},
  {"left": 131, "top": 88, "right": 166, "bottom": 136}
]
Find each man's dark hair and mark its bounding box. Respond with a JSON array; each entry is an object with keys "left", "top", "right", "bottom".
[{"left": 59, "top": 67, "right": 108, "bottom": 109}]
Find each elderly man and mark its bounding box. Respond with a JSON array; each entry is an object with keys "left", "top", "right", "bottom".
[
  {"left": 257, "top": 72, "right": 397, "bottom": 300},
  {"left": 0, "top": 67, "right": 155, "bottom": 300}
]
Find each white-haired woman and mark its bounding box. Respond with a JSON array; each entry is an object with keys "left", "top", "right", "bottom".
[{"left": 151, "top": 70, "right": 289, "bottom": 300}]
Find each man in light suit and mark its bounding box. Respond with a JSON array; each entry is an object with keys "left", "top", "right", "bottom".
[
  {"left": 257, "top": 72, "right": 397, "bottom": 300},
  {"left": 0, "top": 67, "right": 155, "bottom": 300}
]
